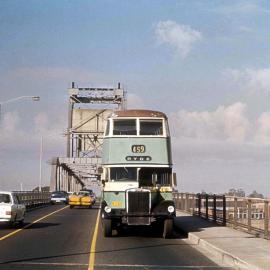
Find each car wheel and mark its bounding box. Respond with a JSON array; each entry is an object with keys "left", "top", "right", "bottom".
[
  {"left": 8, "top": 221, "right": 14, "bottom": 228},
  {"left": 103, "top": 219, "right": 112, "bottom": 237},
  {"left": 162, "top": 219, "right": 173, "bottom": 239},
  {"left": 9, "top": 215, "right": 16, "bottom": 228},
  {"left": 18, "top": 219, "right": 24, "bottom": 228}
]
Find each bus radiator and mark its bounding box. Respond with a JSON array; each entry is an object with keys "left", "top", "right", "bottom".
[{"left": 127, "top": 190, "right": 150, "bottom": 225}]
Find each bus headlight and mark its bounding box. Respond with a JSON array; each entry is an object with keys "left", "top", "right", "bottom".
[
  {"left": 104, "top": 206, "right": 112, "bottom": 213},
  {"left": 168, "top": 205, "right": 175, "bottom": 213}
]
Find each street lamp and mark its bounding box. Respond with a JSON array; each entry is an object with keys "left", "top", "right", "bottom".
[
  {"left": 39, "top": 136, "right": 43, "bottom": 192},
  {"left": 0, "top": 95, "right": 40, "bottom": 124}
]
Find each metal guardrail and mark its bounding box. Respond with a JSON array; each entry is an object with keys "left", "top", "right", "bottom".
[
  {"left": 13, "top": 191, "right": 51, "bottom": 210},
  {"left": 174, "top": 193, "right": 270, "bottom": 239}
]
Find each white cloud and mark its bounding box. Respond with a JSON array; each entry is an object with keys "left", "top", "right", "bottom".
[
  {"left": 170, "top": 101, "right": 270, "bottom": 146},
  {"left": 212, "top": 1, "right": 270, "bottom": 15},
  {"left": 1, "top": 111, "right": 20, "bottom": 134},
  {"left": 170, "top": 102, "right": 250, "bottom": 143},
  {"left": 0, "top": 110, "right": 66, "bottom": 153},
  {"left": 224, "top": 68, "right": 270, "bottom": 94},
  {"left": 237, "top": 26, "right": 253, "bottom": 33},
  {"left": 155, "top": 20, "right": 202, "bottom": 58},
  {"left": 0, "top": 109, "right": 66, "bottom": 190},
  {"left": 254, "top": 112, "right": 270, "bottom": 145},
  {"left": 170, "top": 103, "right": 270, "bottom": 195}
]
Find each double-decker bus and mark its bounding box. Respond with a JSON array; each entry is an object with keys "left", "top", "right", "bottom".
[{"left": 101, "top": 110, "right": 176, "bottom": 238}]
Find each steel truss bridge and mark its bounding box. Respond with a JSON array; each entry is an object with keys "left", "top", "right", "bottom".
[{"left": 50, "top": 82, "right": 126, "bottom": 192}]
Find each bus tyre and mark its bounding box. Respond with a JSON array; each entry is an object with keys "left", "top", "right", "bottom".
[
  {"left": 103, "top": 219, "right": 112, "bottom": 237},
  {"left": 70, "top": 205, "right": 74, "bottom": 209},
  {"left": 163, "top": 219, "right": 173, "bottom": 238}
]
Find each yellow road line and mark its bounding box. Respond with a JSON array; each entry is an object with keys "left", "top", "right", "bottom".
[
  {"left": 88, "top": 209, "right": 101, "bottom": 270},
  {"left": 0, "top": 205, "right": 69, "bottom": 241}
]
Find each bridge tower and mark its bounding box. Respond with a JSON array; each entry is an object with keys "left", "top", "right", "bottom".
[{"left": 50, "top": 82, "right": 126, "bottom": 192}]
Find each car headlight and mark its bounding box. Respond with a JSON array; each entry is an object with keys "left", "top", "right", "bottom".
[
  {"left": 168, "top": 205, "right": 175, "bottom": 213},
  {"left": 104, "top": 206, "right": 111, "bottom": 213}
]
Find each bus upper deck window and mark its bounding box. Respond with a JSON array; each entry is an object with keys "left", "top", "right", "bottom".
[
  {"left": 113, "top": 119, "right": 137, "bottom": 135},
  {"left": 140, "top": 120, "right": 163, "bottom": 135}
]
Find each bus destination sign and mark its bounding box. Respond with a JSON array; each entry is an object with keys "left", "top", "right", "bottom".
[{"left": 126, "top": 156, "right": 152, "bottom": 161}]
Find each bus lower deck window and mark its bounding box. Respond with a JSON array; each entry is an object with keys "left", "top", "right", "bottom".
[{"left": 110, "top": 167, "right": 137, "bottom": 181}]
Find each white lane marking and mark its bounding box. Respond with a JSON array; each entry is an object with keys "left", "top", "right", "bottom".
[{"left": 10, "top": 262, "right": 231, "bottom": 268}]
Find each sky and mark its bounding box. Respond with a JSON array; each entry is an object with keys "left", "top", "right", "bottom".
[{"left": 1, "top": 0, "right": 270, "bottom": 196}]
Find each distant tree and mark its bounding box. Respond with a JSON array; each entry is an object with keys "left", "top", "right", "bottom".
[
  {"left": 248, "top": 190, "right": 264, "bottom": 199},
  {"left": 41, "top": 186, "right": 50, "bottom": 192},
  {"left": 226, "top": 188, "right": 235, "bottom": 196},
  {"left": 226, "top": 188, "right": 245, "bottom": 197},
  {"left": 32, "top": 186, "right": 50, "bottom": 192}
]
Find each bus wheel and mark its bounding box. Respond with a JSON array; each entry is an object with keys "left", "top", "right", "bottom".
[
  {"left": 163, "top": 219, "right": 173, "bottom": 238},
  {"left": 103, "top": 219, "right": 112, "bottom": 237}
]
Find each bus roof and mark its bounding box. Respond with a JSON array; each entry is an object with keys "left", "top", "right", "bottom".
[{"left": 112, "top": 110, "right": 167, "bottom": 119}]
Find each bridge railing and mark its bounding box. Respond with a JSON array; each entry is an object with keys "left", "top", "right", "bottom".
[
  {"left": 173, "top": 193, "right": 270, "bottom": 239},
  {"left": 13, "top": 191, "right": 51, "bottom": 210}
]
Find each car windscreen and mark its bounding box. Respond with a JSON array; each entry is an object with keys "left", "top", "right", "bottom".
[
  {"left": 78, "top": 192, "right": 90, "bottom": 196},
  {"left": 0, "top": 194, "right": 11, "bottom": 204},
  {"left": 51, "top": 192, "right": 66, "bottom": 197}
]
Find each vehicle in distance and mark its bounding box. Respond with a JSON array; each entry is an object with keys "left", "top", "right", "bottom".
[
  {"left": 0, "top": 191, "right": 26, "bottom": 227},
  {"left": 68, "top": 190, "right": 94, "bottom": 209},
  {"left": 50, "top": 191, "right": 69, "bottom": 204},
  {"left": 101, "top": 110, "right": 177, "bottom": 238},
  {"left": 80, "top": 189, "right": 96, "bottom": 204}
]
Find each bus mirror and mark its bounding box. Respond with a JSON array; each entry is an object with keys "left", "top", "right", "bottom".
[
  {"left": 172, "top": 173, "right": 177, "bottom": 187},
  {"left": 152, "top": 173, "right": 157, "bottom": 186}
]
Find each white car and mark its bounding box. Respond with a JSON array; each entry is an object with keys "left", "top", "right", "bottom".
[{"left": 0, "top": 191, "right": 26, "bottom": 227}]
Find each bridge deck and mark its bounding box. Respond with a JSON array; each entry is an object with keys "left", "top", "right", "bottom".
[{"left": 0, "top": 205, "right": 230, "bottom": 270}]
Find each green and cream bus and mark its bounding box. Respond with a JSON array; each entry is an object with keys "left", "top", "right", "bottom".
[{"left": 101, "top": 110, "right": 176, "bottom": 238}]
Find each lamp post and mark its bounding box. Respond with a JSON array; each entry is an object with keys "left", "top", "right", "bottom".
[
  {"left": 0, "top": 95, "right": 40, "bottom": 124},
  {"left": 39, "top": 136, "right": 43, "bottom": 192}
]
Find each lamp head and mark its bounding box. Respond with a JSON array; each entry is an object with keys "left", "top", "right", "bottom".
[{"left": 32, "top": 96, "right": 40, "bottom": 101}]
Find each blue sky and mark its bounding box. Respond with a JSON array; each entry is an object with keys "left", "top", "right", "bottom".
[{"left": 1, "top": 0, "right": 270, "bottom": 196}]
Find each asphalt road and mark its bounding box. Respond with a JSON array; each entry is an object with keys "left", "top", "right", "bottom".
[{"left": 0, "top": 204, "right": 232, "bottom": 270}]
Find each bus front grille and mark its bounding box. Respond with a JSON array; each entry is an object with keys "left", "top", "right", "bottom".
[
  {"left": 127, "top": 191, "right": 150, "bottom": 214},
  {"left": 127, "top": 190, "right": 150, "bottom": 225}
]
